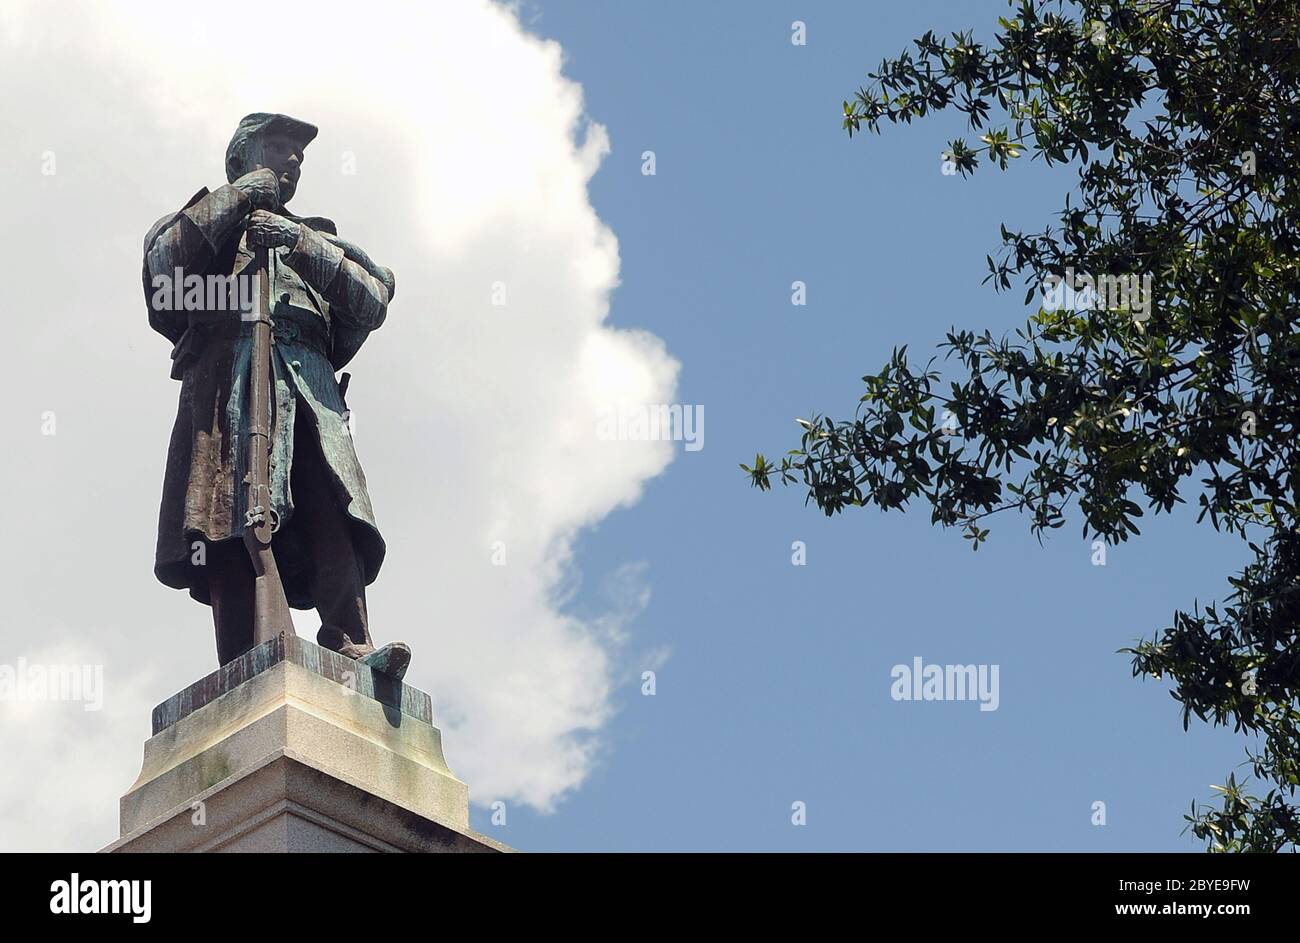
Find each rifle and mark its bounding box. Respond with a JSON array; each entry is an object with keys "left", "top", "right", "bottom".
[{"left": 243, "top": 242, "right": 295, "bottom": 645}]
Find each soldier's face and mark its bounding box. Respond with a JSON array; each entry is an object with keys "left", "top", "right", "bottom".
[{"left": 253, "top": 133, "right": 304, "bottom": 204}]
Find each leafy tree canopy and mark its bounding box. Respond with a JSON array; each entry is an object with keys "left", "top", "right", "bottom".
[{"left": 745, "top": 0, "right": 1300, "bottom": 851}]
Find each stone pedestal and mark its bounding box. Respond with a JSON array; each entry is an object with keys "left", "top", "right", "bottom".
[{"left": 103, "top": 634, "right": 509, "bottom": 853}]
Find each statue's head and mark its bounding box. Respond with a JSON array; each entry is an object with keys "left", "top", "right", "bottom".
[{"left": 225, "top": 113, "right": 318, "bottom": 205}]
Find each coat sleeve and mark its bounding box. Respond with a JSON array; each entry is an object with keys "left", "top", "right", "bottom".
[
  {"left": 286, "top": 225, "right": 392, "bottom": 370},
  {"left": 287, "top": 225, "right": 390, "bottom": 333},
  {"left": 142, "top": 184, "right": 252, "bottom": 343}
]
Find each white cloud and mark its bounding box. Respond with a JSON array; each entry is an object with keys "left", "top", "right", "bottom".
[
  {"left": 0, "top": 643, "right": 156, "bottom": 853},
  {"left": 0, "top": 0, "right": 676, "bottom": 847}
]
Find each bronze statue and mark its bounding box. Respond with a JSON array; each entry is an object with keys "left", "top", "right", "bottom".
[{"left": 143, "top": 113, "right": 409, "bottom": 678}]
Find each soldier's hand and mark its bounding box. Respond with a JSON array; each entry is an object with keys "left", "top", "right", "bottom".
[
  {"left": 232, "top": 168, "right": 281, "bottom": 211},
  {"left": 247, "top": 210, "right": 301, "bottom": 249}
]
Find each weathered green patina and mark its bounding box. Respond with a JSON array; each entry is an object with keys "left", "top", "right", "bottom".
[{"left": 143, "top": 116, "right": 394, "bottom": 618}]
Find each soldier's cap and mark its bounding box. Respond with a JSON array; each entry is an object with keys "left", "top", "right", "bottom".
[{"left": 225, "top": 112, "right": 318, "bottom": 182}]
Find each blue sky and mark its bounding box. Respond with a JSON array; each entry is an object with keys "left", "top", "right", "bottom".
[{"left": 476, "top": 0, "right": 1254, "bottom": 851}]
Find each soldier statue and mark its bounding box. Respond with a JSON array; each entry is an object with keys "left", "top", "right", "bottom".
[{"left": 143, "top": 113, "right": 409, "bottom": 678}]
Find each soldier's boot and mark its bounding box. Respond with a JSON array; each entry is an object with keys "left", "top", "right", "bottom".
[{"left": 317, "top": 624, "right": 411, "bottom": 680}]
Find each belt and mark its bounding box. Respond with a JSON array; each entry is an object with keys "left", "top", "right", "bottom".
[{"left": 195, "top": 306, "right": 331, "bottom": 358}]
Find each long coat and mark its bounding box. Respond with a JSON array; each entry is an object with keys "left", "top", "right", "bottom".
[{"left": 143, "top": 183, "right": 390, "bottom": 609}]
